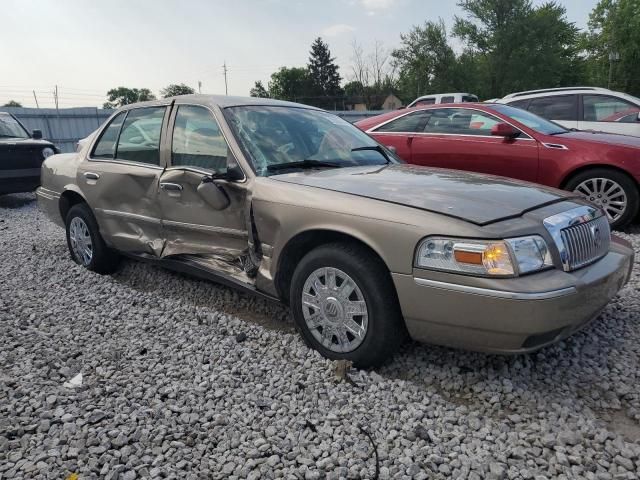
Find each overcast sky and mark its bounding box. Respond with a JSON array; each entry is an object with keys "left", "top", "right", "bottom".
[{"left": 1, "top": 0, "right": 599, "bottom": 108}]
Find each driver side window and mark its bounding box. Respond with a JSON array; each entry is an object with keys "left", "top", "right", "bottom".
[{"left": 171, "top": 105, "right": 229, "bottom": 172}]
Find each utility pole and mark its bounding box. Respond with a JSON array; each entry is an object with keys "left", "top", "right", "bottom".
[
  {"left": 32, "top": 90, "right": 40, "bottom": 108},
  {"left": 222, "top": 61, "right": 228, "bottom": 95},
  {"left": 53, "top": 85, "right": 60, "bottom": 114},
  {"left": 608, "top": 51, "right": 620, "bottom": 89}
]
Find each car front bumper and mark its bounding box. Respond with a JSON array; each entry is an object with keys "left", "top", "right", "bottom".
[{"left": 392, "top": 236, "right": 634, "bottom": 353}]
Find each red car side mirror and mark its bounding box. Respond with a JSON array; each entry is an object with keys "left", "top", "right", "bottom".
[{"left": 491, "top": 122, "right": 520, "bottom": 138}]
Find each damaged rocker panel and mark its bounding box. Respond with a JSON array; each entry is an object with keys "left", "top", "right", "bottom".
[{"left": 124, "top": 252, "right": 280, "bottom": 303}]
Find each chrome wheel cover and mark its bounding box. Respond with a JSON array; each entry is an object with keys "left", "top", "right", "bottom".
[
  {"left": 574, "top": 178, "right": 627, "bottom": 223},
  {"left": 301, "top": 267, "right": 369, "bottom": 353},
  {"left": 69, "top": 217, "right": 93, "bottom": 266}
]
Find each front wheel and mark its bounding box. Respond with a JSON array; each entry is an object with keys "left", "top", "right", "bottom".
[
  {"left": 289, "top": 243, "right": 406, "bottom": 368},
  {"left": 65, "top": 203, "right": 119, "bottom": 274},
  {"left": 565, "top": 168, "right": 639, "bottom": 229}
]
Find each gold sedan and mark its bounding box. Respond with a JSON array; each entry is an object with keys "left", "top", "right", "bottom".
[{"left": 37, "top": 95, "right": 634, "bottom": 367}]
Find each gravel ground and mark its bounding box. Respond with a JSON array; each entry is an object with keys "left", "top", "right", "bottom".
[{"left": 1, "top": 193, "right": 640, "bottom": 480}]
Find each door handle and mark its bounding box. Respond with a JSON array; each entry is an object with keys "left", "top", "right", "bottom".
[
  {"left": 84, "top": 172, "right": 100, "bottom": 180},
  {"left": 160, "top": 182, "right": 183, "bottom": 192}
]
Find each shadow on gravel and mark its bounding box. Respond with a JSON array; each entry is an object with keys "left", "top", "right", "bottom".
[
  {"left": 0, "top": 193, "right": 36, "bottom": 209},
  {"left": 110, "top": 257, "right": 294, "bottom": 333}
]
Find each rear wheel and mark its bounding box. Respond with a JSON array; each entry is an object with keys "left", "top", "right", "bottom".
[
  {"left": 65, "top": 203, "right": 119, "bottom": 274},
  {"left": 290, "top": 242, "right": 406, "bottom": 368},
  {"left": 565, "top": 168, "right": 639, "bottom": 229}
]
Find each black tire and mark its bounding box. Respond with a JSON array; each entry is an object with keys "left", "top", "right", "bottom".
[
  {"left": 290, "top": 242, "right": 406, "bottom": 368},
  {"left": 565, "top": 168, "right": 639, "bottom": 230},
  {"left": 65, "top": 203, "right": 119, "bottom": 274}
]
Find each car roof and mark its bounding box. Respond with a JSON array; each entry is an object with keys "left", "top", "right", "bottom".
[
  {"left": 118, "top": 94, "right": 323, "bottom": 111},
  {"left": 355, "top": 103, "right": 492, "bottom": 130},
  {"left": 413, "top": 93, "right": 475, "bottom": 98},
  {"left": 501, "top": 86, "right": 612, "bottom": 99}
]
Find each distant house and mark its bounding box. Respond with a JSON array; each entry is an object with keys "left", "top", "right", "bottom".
[
  {"left": 382, "top": 94, "right": 402, "bottom": 111},
  {"left": 344, "top": 93, "right": 403, "bottom": 111}
]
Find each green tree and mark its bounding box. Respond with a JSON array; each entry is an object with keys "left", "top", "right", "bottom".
[
  {"left": 391, "top": 20, "right": 459, "bottom": 101},
  {"left": 453, "top": 0, "right": 583, "bottom": 97},
  {"left": 268, "top": 67, "right": 312, "bottom": 102},
  {"left": 584, "top": 0, "right": 640, "bottom": 94},
  {"left": 103, "top": 87, "right": 155, "bottom": 109},
  {"left": 307, "top": 37, "right": 343, "bottom": 102},
  {"left": 2, "top": 100, "right": 22, "bottom": 107},
  {"left": 249, "top": 81, "right": 270, "bottom": 98},
  {"left": 160, "top": 83, "right": 196, "bottom": 98},
  {"left": 343, "top": 80, "right": 366, "bottom": 97}
]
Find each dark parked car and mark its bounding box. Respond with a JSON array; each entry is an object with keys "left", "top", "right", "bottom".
[
  {"left": 0, "top": 112, "right": 58, "bottom": 194},
  {"left": 357, "top": 103, "right": 640, "bottom": 229}
]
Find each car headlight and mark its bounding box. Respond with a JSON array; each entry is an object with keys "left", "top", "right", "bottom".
[
  {"left": 42, "top": 147, "right": 55, "bottom": 159},
  {"left": 415, "top": 235, "right": 552, "bottom": 277}
]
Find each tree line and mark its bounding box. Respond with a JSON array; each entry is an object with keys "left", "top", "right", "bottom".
[
  {"left": 3, "top": 0, "right": 637, "bottom": 110},
  {"left": 253, "top": 0, "right": 640, "bottom": 107}
]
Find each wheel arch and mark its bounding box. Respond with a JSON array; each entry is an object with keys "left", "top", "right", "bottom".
[
  {"left": 274, "top": 228, "right": 396, "bottom": 304},
  {"left": 59, "top": 186, "right": 88, "bottom": 223},
  {"left": 559, "top": 164, "right": 639, "bottom": 190}
]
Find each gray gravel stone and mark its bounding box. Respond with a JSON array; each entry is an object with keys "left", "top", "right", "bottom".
[{"left": 2, "top": 193, "right": 640, "bottom": 479}]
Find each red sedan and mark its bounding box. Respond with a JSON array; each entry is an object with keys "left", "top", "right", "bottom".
[{"left": 356, "top": 103, "right": 640, "bottom": 228}]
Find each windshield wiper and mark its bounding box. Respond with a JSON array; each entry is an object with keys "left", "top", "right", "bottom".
[
  {"left": 351, "top": 145, "right": 391, "bottom": 163},
  {"left": 266, "top": 159, "right": 343, "bottom": 172}
]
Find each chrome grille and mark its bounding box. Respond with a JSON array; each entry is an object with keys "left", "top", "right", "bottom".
[
  {"left": 543, "top": 206, "right": 611, "bottom": 272},
  {"left": 560, "top": 215, "right": 610, "bottom": 270}
]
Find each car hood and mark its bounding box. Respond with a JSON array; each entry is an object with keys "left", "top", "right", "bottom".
[
  {"left": 272, "top": 164, "right": 579, "bottom": 226},
  {"left": 556, "top": 131, "right": 640, "bottom": 148},
  {"left": 0, "top": 137, "right": 55, "bottom": 148}
]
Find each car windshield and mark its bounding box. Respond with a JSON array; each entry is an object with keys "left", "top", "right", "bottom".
[
  {"left": 224, "top": 106, "right": 396, "bottom": 176},
  {"left": 0, "top": 114, "right": 29, "bottom": 139},
  {"left": 487, "top": 104, "right": 569, "bottom": 135}
]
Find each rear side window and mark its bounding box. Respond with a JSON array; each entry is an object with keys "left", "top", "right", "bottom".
[
  {"left": 528, "top": 95, "right": 577, "bottom": 121},
  {"left": 92, "top": 112, "right": 126, "bottom": 159},
  {"left": 583, "top": 95, "right": 637, "bottom": 122},
  {"left": 116, "top": 107, "right": 166, "bottom": 165},
  {"left": 462, "top": 95, "right": 478, "bottom": 102},
  {"left": 171, "top": 105, "right": 229, "bottom": 172},
  {"left": 414, "top": 98, "right": 435, "bottom": 106},
  {"left": 440, "top": 96, "right": 455, "bottom": 104},
  {"left": 374, "top": 112, "right": 429, "bottom": 133}
]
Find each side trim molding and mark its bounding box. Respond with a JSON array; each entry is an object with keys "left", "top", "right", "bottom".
[
  {"left": 163, "top": 219, "right": 247, "bottom": 238},
  {"left": 414, "top": 277, "right": 577, "bottom": 300},
  {"left": 95, "top": 208, "right": 161, "bottom": 225}
]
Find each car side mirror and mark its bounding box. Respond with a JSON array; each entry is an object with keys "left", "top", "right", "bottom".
[
  {"left": 197, "top": 176, "right": 230, "bottom": 210},
  {"left": 32, "top": 129, "right": 43, "bottom": 139},
  {"left": 636, "top": 112, "right": 640, "bottom": 122},
  {"left": 491, "top": 123, "right": 520, "bottom": 139}
]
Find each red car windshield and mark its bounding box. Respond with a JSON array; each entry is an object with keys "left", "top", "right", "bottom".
[{"left": 488, "top": 104, "right": 568, "bottom": 135}]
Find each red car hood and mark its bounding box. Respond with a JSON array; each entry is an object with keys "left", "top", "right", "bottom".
[{"left": 557, "top": 131, "right": 640, "bottom": 148}]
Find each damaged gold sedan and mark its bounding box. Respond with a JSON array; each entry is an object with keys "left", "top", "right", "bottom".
[{"left": 37, "top": 96, "right": 634, "bottom": 367}]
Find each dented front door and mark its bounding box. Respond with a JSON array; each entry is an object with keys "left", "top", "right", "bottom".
[
  {"left": 157, "top": 104, "right": 249, "bottom": 266},
  {"left": 78, "top": 105, "right": 170, "bottom": 254}
]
